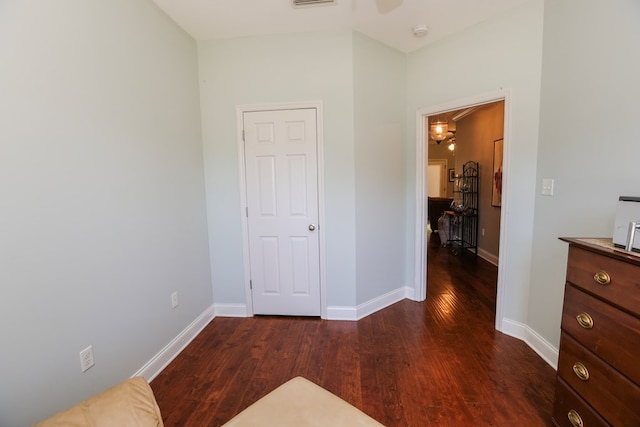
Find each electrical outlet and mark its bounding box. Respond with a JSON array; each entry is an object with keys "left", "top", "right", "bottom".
[
  {"left": 79, "top": 345, "right": 95, "bottom": 372},
  {"left": 171, "top": 292, "right": 179, "bottom": 309}
]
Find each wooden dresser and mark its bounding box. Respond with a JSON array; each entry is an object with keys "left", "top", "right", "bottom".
[{"left": 553, "top": 238, "right": 640, "bottom": 427}]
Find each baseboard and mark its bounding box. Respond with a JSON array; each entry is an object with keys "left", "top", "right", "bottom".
[
  {"left": 477, "top": 248, "right": 499, "bottom": 266},
  {"left": 214, "top": 288, "right": 411, "bottom": 321},
  {"left": 325, "top": 305, "right": 358, "bottom": 320},
  {"left": 501, "top": 318, "right": 559, "bottom": 370},
  {"left": 356, "top": 287, "right": 412, "bottom": 320},
  {"left": 404, "top": 286, "right": 417, "bottom": 301},
  {"left": 326, "top": 286, "right": 412, "bottom": 321},
  {"left": 214, "top": 303, "right": 249, "bottom": 317},
  {"left": 132, "top": 305, "right": 215, "bottom": 382}
]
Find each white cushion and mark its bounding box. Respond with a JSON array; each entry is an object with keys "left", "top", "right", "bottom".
[{"left": 222, "top": 377, "right": 385, "bottom": 427}]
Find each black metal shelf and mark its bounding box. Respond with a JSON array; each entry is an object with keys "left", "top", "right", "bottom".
[{"left": 447, "top": 161, "right": 479, "bottom": 255}]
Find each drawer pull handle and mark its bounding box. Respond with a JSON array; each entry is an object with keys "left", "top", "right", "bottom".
[
  {"left": 572, "top": 362, "right": 590, "bottom": 381},
  {"left": 593, "top": 270, "right": 611, "bottom": 285},
  {"left": 576, "top": 312, "right": 594, "bottom": 329},
  {"left": 568, "top": 410, "right": 584, "bottom": 427}
]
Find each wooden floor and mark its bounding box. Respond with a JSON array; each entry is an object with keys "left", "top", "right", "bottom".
[{"left": 151, "top": 234, "right": 556, "bottom": 426}]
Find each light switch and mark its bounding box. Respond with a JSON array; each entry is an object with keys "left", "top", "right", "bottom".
[{"left": 542, "top": 179, "right": 554, "bottom": 196}]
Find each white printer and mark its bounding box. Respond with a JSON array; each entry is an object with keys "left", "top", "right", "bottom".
[{"left": 612, "top": 196, "right": 640, "bottom": 252}]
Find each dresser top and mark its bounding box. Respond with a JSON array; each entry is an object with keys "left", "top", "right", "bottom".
[{"left": 560, "top": 237, "right": 640, "bottom": 267}]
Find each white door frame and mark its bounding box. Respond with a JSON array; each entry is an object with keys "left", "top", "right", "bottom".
[
  {"left": 236, "top": 101, "right": 327, "bottom": 318},
  {"left": 414, "top": 89, "right": 511, "bottom": 333}
]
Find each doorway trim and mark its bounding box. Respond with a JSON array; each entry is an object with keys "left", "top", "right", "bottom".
[
  {"left": 414, "top": 89, "right": 511, "bottom": 333},
  {"left": 236, "top": 101, "right": 327, "bottom": 318}
]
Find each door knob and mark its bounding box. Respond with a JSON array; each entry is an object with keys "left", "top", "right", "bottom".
[{"left": 308, "top": 224, "right": 316, "bottom": 231}]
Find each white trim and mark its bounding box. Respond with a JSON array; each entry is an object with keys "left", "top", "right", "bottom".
[
  {"left": 414, "top": 89, "right": 512, "bottom": 333},
  {"left": 315, "top": 106, "right": 328, "bottom": 319},
  {"left": 325, "top": 305, "right": 358, "bottom": 321},
  {"left": 414, "top": 113, "right": 428, "bottom": 302},
  {"left": 494, "top": 93, "right": 512, "bottom": 333},
  {"left": 404, "top": 285, "right": 416, "bottom": 301},
  {"left": 235, "top": 101, "right": 327, "bottom": 319},
  {"left": 326, "top": 286, "right": 412, "bottom": 321},
  {"left": 214, "top": 303, "right": 250, "bottom": 317},
  {"left": 356, "top": 287, "right": 411, "bottom": 319},
  {"left": 477, "top": 247, "right": 499, "bottom": 266},
  {"left": 501, "top": 318, "right": 559, "bottom": 370},
  {"left": 132, "top": 305, "right": 215, "bottom": 382},
  {"left": 236, "top": 108, "right": 254, "bottom": 316}
]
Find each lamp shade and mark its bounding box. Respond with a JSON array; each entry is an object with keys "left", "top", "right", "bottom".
[{"left": 430, "top": 120, "right": 448, "bottom": 143}]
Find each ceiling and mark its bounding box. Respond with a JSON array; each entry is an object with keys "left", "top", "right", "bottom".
[{"left": 150, "top": 0, "right": 530, "bottom": 53}]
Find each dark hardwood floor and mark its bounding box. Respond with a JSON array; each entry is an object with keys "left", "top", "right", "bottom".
[{"left": 151, "top": 233, "right": 556, "bottom": 426}]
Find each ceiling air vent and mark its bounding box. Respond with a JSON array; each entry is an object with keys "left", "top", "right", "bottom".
[{"left": 293, "top": 0, "right": 336, "bottom": 8}]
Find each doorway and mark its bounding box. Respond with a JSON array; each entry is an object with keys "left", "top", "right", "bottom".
[
  {"left": 237, "top": 102, "right": 327, "bottom": 317},
  {"left": 414, "top": 90, "right": 510, "bottom": 332}
]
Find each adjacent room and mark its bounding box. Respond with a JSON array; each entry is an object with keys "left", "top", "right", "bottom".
[{"left": 2, "top": 0, "right": 639, "bottom": 426}]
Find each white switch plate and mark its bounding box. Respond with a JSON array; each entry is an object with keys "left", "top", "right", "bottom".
[
  {"left": 171, "top": 292, "right": 179, "bottom": 309},
  {"left": 79, "top": 345, "right": 95, "bottom": 372},
  {"left": 542, "top": 179, "right": 554, "bottom": 196}
]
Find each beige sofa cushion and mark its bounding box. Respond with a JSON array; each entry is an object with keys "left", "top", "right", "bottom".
[
  {"left": 222, "top": 377, "right": 385, "bottom": 426},
  {"left": 33, "top": 377, "right": 163, "bottom": 427}
]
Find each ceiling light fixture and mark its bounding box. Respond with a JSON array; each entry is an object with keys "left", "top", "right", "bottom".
[{"left": 430, "top": 120, "right": 449, "bottom": 144}]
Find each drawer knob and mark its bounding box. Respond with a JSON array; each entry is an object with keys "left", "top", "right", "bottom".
[
  {"left": 568, "top": 410, "right": 584, "bottom": 427},
  {"left": 576, "top": 312, "right": 594, "bottom": 329},
  {"left": 572, "top": 362, "right": 590, "bottom": 381},
  {"left": 593, "top": 270, "right": 611, "bottom": 285}
]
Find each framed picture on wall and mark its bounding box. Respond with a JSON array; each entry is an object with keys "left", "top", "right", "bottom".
[
  {"left": 492, "top": 139, "right": 503, "bottom": 207},
  {"left": 448, "top": 168, "right": 456, "bottom": 182}
]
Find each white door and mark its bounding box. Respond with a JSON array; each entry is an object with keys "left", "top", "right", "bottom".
[
  {"left": 427, "top": 165, "right": 442, "bottom": 197},
  {"left": 427, "top": 160, "right": 448, "bottom": 197},
  {"left": 243, "top": 108, "right": 321, "bottom": 316}
]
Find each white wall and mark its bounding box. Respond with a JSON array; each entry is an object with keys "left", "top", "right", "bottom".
[
  {"left": 198, "top": 32, "right": 358, "bottom": 307},
  {"left": 529, "top": 0, "right": 640, "bottom": 347},
  {"left": 406, "top": 1, "right": 544, "bottom": 327},
  {"left": 0, "top": 1, "right": 212, "bottom": 426},
  {"left": 5, "top": 3, "right": 635, "bottom": 423},
  {"left": 353, "top": 33, "right": 407, "bottom": 304}
]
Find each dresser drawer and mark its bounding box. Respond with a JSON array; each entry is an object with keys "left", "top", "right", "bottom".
[
  {"left": 552, "top": 378, "right": 610, "bottom": 427},
  {"left": 562, "top": 284, "right": 640, "bottom": 384},
  {"left": 557, "top": 333, "right": 640, "bottom": 426},
  {"left": 566, "top": 246, "right": 640, "bottom": 315}
]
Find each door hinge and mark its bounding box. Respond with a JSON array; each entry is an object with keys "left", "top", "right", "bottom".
[
  {"left": 242, "top": 130, "right": 245, "bottom": 142},
  {"left": 249, "top": 280, "right": 252, "bottom": 289},
  {"left": 246, "top": 207, "right": 248, "bottom": 217}
]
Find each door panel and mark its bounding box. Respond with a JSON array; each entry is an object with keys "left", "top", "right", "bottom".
[
  {"left": 259, "top": 237, "right": 280, "bottom": 294},
  {"left": 243, "top": 108, "right": 320, "bottom": 316},
  {"left": 256, "top": 156, "right": 276, "bottom": 215}
]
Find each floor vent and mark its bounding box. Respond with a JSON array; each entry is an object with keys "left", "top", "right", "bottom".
[{"left": 293, "top": 0, "right": 336, "bottom": 8}]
